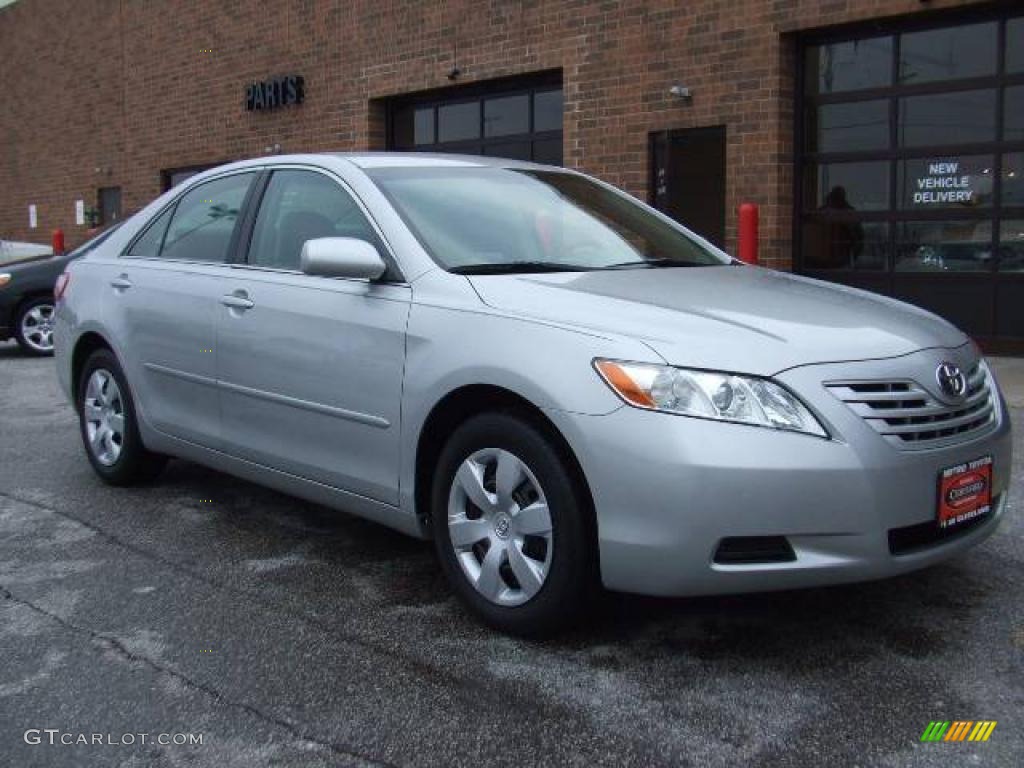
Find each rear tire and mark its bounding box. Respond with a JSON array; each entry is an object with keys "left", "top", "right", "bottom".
[
  {"left": 14, "top": 297, "right": 56, "bottom": 356},
  {"left": 431, "top": 411, "right": 595, "bottom": 636},
  {"left": 77, "top": 349, "right": 166, "bottom": 485}
]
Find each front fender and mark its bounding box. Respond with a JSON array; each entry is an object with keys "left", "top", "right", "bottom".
[{"left": 398, "top": 285, "right": 662, "bottom": 515}]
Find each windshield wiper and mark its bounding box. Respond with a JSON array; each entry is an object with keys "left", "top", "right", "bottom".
[
  {"left": 598, "top": 258, "right": 698, "bottom": 270},
  {"left": 449, "top": 261, "right": 595, "bottom": 275}
]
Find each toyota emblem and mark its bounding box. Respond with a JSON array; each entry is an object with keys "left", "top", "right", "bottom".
[{"left": 936, "top": 362, "right": 967, "bottom": 400}]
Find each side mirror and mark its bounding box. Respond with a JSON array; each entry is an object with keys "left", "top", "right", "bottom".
[{"left": 300, "top": 237, "right": 387, "bottom": 280}]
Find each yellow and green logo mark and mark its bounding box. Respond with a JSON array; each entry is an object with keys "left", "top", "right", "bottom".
[{"left": 921, "top": 721, "right": 997, "bottom": 742}]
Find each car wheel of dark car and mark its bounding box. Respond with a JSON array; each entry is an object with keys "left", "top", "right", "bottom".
[
  {"left": 14, "top": 296, "right": 56, "bottom": 356},
  {"left": 431, "top": 411, "right": 596, "bottom": 636},
  {"left": 78, "top": 348, "right": 167, "bottom": 485}
]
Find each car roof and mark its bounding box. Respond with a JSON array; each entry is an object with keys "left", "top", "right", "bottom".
[
  {"left": 186, "top": 152, "right": 562, "bottom": 180},
  {"left": 336, "top": 152, "right": 550, "bottom": 170}
]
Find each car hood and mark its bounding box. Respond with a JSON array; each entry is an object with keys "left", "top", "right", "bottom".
[{"left": 466, "top": 265, "right": 968, "bottom": 375}]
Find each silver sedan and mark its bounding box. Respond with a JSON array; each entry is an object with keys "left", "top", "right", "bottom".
[{"left": 53, "top": 153, "right": 1013, "bottom": 635}]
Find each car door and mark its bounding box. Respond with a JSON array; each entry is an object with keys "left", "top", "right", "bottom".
[
  {"left": 112, "top": 171, "right": 258, "bottom": 449},
  {"left": 216, "top": 167, "right": 411, "bottom": 505}
]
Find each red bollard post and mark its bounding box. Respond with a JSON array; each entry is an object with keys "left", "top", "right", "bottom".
[
  {"left": 52, "top": 228, "right": 65, "bottom": 255},
  {"left": 738, "top": 203, "right": 759, "bottom": 265}
]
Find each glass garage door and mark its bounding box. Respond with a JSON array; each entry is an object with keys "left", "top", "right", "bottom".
[
  {"left": 388, "top": 75, "right": 563, "bottom": 165},
  {"left": 798, "top": 12, "right": 1023, "bottom": 352}
]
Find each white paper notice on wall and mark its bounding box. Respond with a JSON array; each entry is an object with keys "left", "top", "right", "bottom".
[
  {"left": 29, "top": 204, "right": 38, "bottom": 229},
  {"left": 75, "top": 200, "right": 85, "bottom": 226}
]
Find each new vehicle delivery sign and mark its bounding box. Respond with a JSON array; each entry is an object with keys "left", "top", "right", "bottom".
[{"left": 913, "top": 162, "right": 975, "bottom": 206}]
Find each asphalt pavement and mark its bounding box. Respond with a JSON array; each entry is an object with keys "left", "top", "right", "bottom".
[{"left": 1, "top": 340, "right": 1021, "bottom": 767}]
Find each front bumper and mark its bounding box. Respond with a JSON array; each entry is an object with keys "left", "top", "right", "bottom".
[{"left": 545, "top": 348, "right": 1013, "bottom": 596}]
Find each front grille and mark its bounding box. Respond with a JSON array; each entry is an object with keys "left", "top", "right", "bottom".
[
  {"left": 888, "top": 497, "right": 998, "bottom": 555},
  {"left": 713, "top": 536, "right": 795, "bottom": 565},
  {"left": 826, "top": 363, "right": 995, "bottom": 450}
]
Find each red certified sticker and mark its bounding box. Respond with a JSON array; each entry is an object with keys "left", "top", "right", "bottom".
[{"left": 938, "top": 456, "right": 992, "bottom": 530}]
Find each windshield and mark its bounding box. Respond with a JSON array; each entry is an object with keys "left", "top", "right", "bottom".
[{"left": 367, "top": 167, "right": 728, "bottom": 273}]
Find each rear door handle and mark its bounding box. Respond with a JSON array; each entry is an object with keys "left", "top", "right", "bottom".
[
  {"left": 220, "top": 292, "right": 254, "bottom": 310},
  {"left": 110, "top": 275, "right": 133, "bottom": 290}
]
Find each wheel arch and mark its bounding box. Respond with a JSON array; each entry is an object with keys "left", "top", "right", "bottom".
[
  {"left": 12, "top": 290, "right": 54, "bottom": 325},
  {"left": 71, "top": 331, "right": 116, "bottom": 403},
  {"left": 414, "top": 384, "right": 598, "bottom": 553}
]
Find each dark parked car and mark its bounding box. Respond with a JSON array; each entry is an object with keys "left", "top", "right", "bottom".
[{"left": 0, "top": 225, "right": 120, "bottom": 355}]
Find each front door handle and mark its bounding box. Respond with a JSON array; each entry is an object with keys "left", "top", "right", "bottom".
[
  {"left": 110, "top": 275, "right": 133, "bottom": 290},
  {"left": 220, "top": 291, "right": 254, "bottom": 310}
]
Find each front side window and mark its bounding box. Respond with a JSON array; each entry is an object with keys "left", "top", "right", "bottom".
[
  {"left": 159, "top": 173, "right": 254, "bottom": 263},
  {"left": 126, "top": 206, "right": 173, "bottom": 258},
  {"left": 248, "top": 170, "right": 382, "bottom": 271},
  {"left": 369, "top": 167, "right": 726, "bottom": 273}
]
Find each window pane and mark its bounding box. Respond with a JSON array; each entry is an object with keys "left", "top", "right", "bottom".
[
  {"left": 804, "top": 37, "right": 892, "bottom": 94},
  {"left": 899, "top": 22, "right": 997, "bottom": 84},
  {"left": 161, "top": 174, "right": 254, "bottom": 263},
  {"left": 126, "top": 205, "right": 173, "bottom": 258},
  {"left": 533, "top": 89, "right": 563, "bottom": 132},
  {"left": 414, "top": 107, "right": 434, "bottom": 145},
  {"left": 167, "top": 169, "right": 205, "bottom": 189},
  {"left": 249, "top": 170, "right": 380, "bottom": 271},
  {"left": 899, "top": 155, "right": 994, "bottom": 209},
  {"left": 999, "top": 219, "right": 1024, "bottom": 272},
  {"left": 802, "top": 220, "right": 887, "bottom": 270},
  {"left": 482, "top": 141, "right": 532, "bottom": 161},
  {"left": 806, "top": 100, "right": 889, "bottom": 153},
  {"left": 438, "top": 101, "right": 479, "bottom": 142},
  {"left": 532, "top": 136, "right": 563, "bottom": 166},
  {"left": 484, "top": 95, "right": 529, "bottom": 137},
  {"left": 392, "top": 105, "right": 414, "bottom": 149},
  {"left": 434, "top": 143, "right": 481, "bottom": 155},
  {"left": 1003, "top": 153, "right": 1023, "bottom": 205},
  {"left": 854, "top": 222, "right": 890, "bottom": 270},
  {"left": 1006, "top": 85, "right": 1024, "bottom": 142},
  {"left": 1009, "top": 18, "right": 1024, "bottom": 73},
  {"left": 898, "top": 90, "right": 996, "bottom": 147},
  {"left": 804, "top": 161, "right": 889, "bottom": 211},
  {"left": 896, "top": 220, "right": 993, "bottom": 272}
]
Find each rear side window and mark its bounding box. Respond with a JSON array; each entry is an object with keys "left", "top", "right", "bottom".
[
  {"left": 156, "top": 173, "right": 254, "bottom": 263},
  {"left": 247, "top": 170, "right": 382, "bottom": 271},
  {"left": 126, "top": 206, "right": 173, "bottom": 258}
]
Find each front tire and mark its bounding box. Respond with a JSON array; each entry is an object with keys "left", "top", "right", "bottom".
[
  {"left": 431, "top": 412, "right": 595, "bottom": 636},
  {"left": 14, "top": 297, "right": 56, "bottom": 356},
  {"left": 77, "top": 349, "right": 166, "bottom": 485}
]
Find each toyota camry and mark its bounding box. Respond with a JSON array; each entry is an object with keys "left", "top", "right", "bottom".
[{"left": 53, "top": 153, "right": 1013, "bottom": 635}]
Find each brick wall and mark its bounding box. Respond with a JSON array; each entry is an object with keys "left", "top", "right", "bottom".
[{"left": 0, "top": 0, "right": 993, "bottom": 261}]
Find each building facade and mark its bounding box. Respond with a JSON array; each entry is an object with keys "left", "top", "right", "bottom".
[{"left": 1, "top": 0, "right": 1021, "bottom": 349}]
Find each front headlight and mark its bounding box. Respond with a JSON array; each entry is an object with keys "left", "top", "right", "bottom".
[
  {"left": 0, "top": 273, "right": 11, "bottom": 288},
  {"left": 594, "top": 359, "right": 828, "bottom": 437}
]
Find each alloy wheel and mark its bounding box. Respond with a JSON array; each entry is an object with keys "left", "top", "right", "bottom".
[
  {"left": 20, "top": 302, "right": 55, "bottom": 353},
  {"left": 83, "top": 369, "right": 125, "bottom": 466},
  {"left": 447, "top": 448, "right": 554, "bottom": 607}
]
